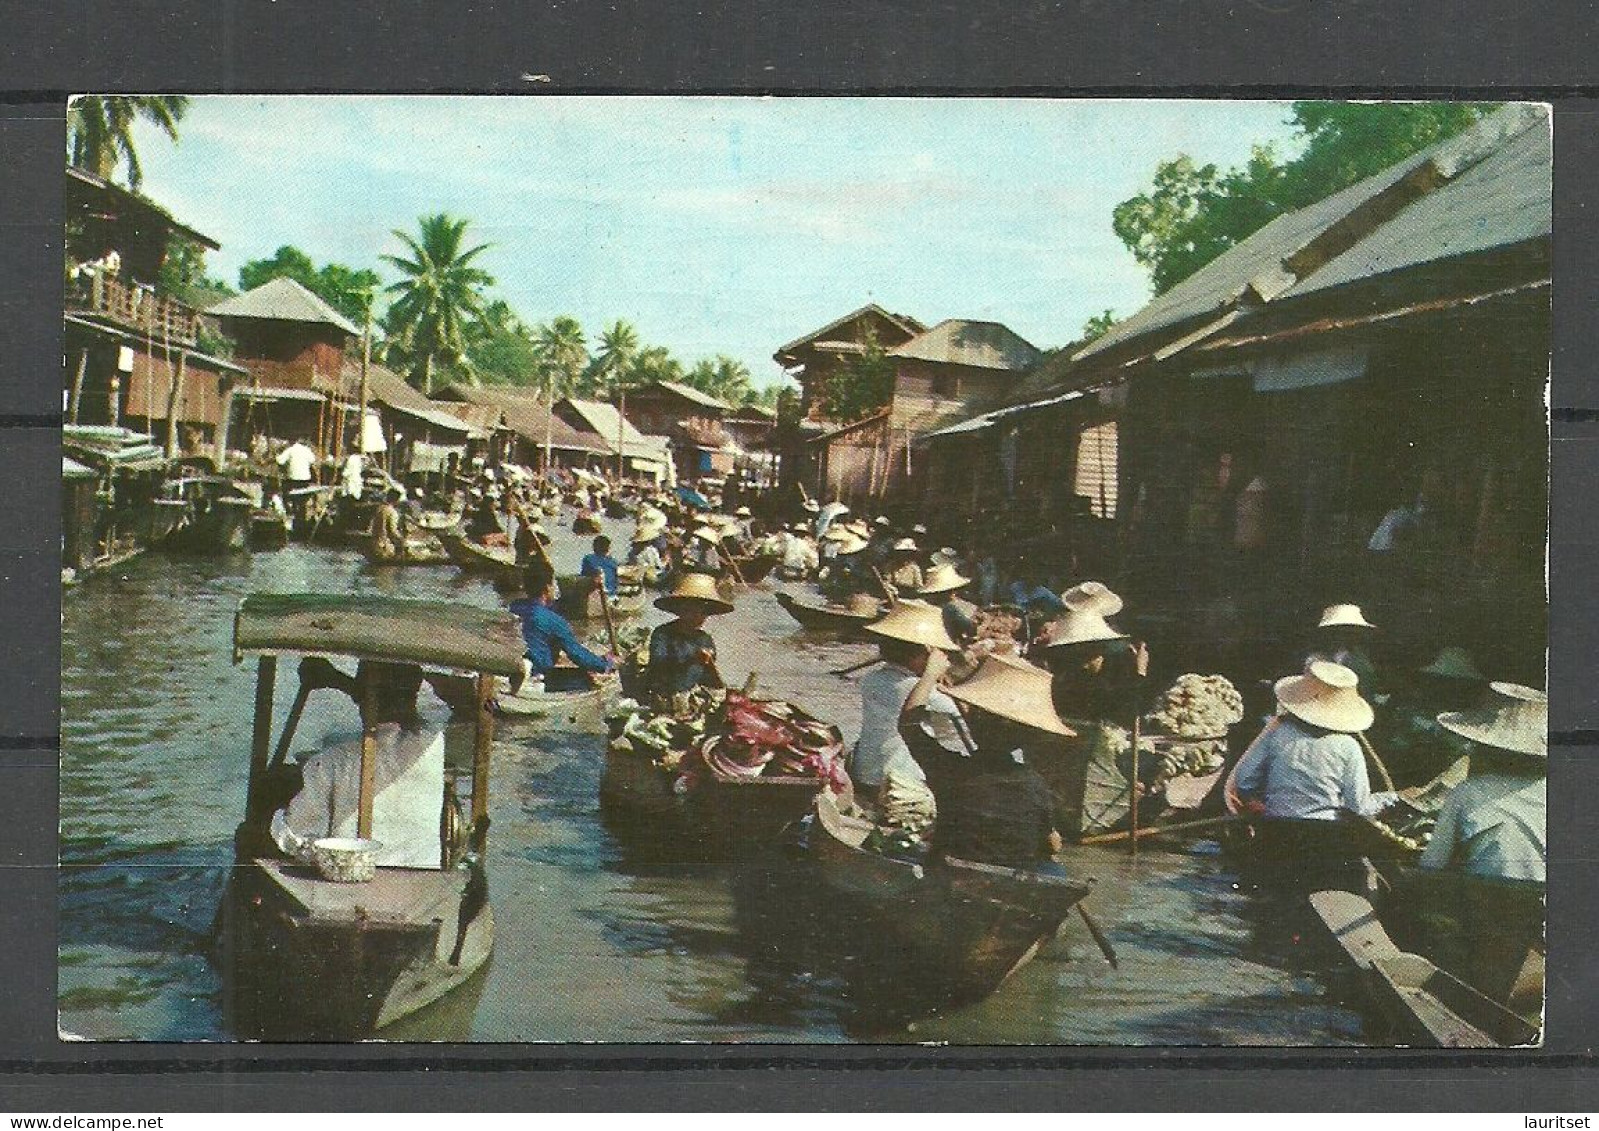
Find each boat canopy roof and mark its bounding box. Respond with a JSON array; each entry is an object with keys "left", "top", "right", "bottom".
[{"left": 234, "top": 593, "right": 525, "bottom": 676}]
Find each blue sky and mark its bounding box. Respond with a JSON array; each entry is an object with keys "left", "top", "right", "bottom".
[{"left": 131, "top": 96, "right": 1302, "bottom": 389}]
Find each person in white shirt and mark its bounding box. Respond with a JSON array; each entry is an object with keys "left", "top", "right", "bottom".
[
  {"left": 1229, "top": 660, "right": 1396, "bottom": 891},
  {"left": 270, "top": 661, "right": 448, "bottom": 870},
  {"left": 277, "top": 438, "right": 316, "bottom": 484},
  {"left": 340, "top": 452, "right": 366, "bottom": 500},
  {"left": 780, "top": 523, "right": 820, "bottom": 580},
  {"left": 850, "top": 600, "right": 966, "bottom": 830}
]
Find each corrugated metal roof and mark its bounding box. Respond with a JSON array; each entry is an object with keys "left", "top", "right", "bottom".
[
  {"left": 1286, "top": 114, "right": 1550, "bottom": 297},
  {"left": 208, "top": 277, "right": 361, "bottom": 337},
  {"left": 1074, "top": 105, "right": 1549, "bottom": 365},
  {"left": 234, "top": 386, "right": 326, "bottom": 404},
  {"left": 888, "top": 319, "right": 1042, "bottom": 372},
  {"left": 638, "top": 380, "right": 729, "bottom": 411},
  {"left": 775, "top": 304, "right": 925, "bottom": 357},
  {"left": 565, "top": 398, "right": 672, "bottom": 462},
  {"left": 925, "top": 387, "right": 1094, "bottom": 439}
]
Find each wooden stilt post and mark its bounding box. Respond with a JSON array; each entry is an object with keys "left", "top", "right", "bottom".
[{"left": 356, "top": 675, "right": 379, "bottom": 840}]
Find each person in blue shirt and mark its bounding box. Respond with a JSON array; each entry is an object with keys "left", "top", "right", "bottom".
[
  {"left": 579, "top": 535, "right": 620, "bottom": 595},
  {"left": 508, "top": 559, "right": 615, "bottom": 684}
]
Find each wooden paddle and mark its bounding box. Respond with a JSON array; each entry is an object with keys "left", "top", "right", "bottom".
[
  {"left": 595, "top": 571, "right": 621, "bottom": 658},
  {"left": 1079, "top": 813, "right": 1236, "bottom": 846},
  {"left": 1357, "top": 732, "right": 1398, "bottom": 793},
  {"left": 831, "top": 656, "right": 882, "bottom": 678}
]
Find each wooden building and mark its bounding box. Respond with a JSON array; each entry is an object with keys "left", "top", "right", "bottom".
[
  {"left": 771, "top": 303, "right": 925, "bottom": 491},
  {"left": 64, "top": 167, "right": 246, "bottom": 460},
  {"left": 434, "top": 385, "right": 609, "bottom": 472},
  {"left": 811, "top": 318, "right": 1041, "bottom": 508},
  {"left": 618, "top": 380, "right": 735, "bottom": 482},
  {"left": 935, "top": 105, "right": 1550, "bottom": 680},
  {"left": 559, "top": 398, "right": 674, "bottom": 486}
]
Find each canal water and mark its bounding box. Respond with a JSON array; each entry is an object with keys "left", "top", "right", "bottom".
[{"left": 60, "top": 516, "right": 1365, "bottom": 1044}]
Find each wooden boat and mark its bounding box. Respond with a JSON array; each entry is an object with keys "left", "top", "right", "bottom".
[
  {"left": 806, "top": 792, "right": 1093, "bottom": 1004},
  {"left": 215, "top": 593, "right": 523, "bottom": 1039},
  {"left": 1310, "top": 890, "right": 1539, "bottom": 1047},
  {"left": 774, "top": 590, "right": 884, "bottom": 636},
  {"left": 599, "top": 744, "right": 829, "bottom": 859},
  {"left": 250, "top": 509, "right": 290, "bottom": 550},
  {"left": 362, "top": 537, "right": 453, "bottom": 567},
  {"left": 556, "top": 581, "right": 648, "bottom": 621},
  {"left": 437, "top": 528, "right": 522, "bottom": 585},
  {"left": 728, "top": 551, "right": 781, "bottom": 584},
  {"left": 493, "top": 666, "right": 616, "bottom": 720},
  {"left": 572, "top": 512, "right": 602, "bottom": 535},
  {"left": 414, "top": 509, "right": 464, "bottom": 533}
]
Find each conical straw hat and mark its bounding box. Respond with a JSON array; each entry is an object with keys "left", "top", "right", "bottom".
[
  {"left": 654, "top": 570, "right": 735, "bottom": 616},
  {"left": 1061, "top": 580, "right": 1124, "bottom": 618},
  {"left": 831, "top": 531, "right": 869, "bottom": 555},
  {"left": 1418, "top": 646, "right": 1485, "bottom": 682},
  {"left": 1438, "top": 682, "right": 1547, "bottom": 758},
  {"left": 946, "top": 653, "right": 1076, "bottom": 738},
  {"left": 692, "top": 525, "right": 723, "bottom": 543},
  {"left": 1274, "top": 660, "right": 1374, "bottom": 733},
  {"left": 1318, "top": 603, "right": 1376, "bottom": 630},
  {"left": 866, "top": 599, "right": 959, "bottom": 651},
  {"left": 633, "top": 514, "right": 667, "bottom": 543},
  {"left": 1044, "top": 607, "right": 1128, "bottom": 648},
  {"left": 892, "top": 537, "right": 918, "bottom": 552},
  {"left": 918, "top": 563, "right": 971, "bottom": 595}
]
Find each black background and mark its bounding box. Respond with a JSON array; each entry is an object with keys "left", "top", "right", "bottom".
[{"left": 2, "top": 0, "right": 1597, "bottom": 1110}]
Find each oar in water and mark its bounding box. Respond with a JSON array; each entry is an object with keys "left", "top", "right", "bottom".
[
  {"left": 595, "top": 573, "right": 621, "bottom": 658},
  {"left": 1078, "top": 813, "right": 1237, "bottom": 846},
  {"left": 831, "top": 656, "right": 882, "bottom": 678},
  {"left": 1074, "top": 903, "right": 1119, "bottom": 970}
]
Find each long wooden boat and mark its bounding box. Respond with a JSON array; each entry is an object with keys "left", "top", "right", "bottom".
[
  {"left": 250, "top": 510, "right": 290, "bottom": 550},
  {"left": 728, "top": 551, "right": 781, "bottom": 584},
  {"left": 361, "top": 537, "right": 453, "bottom": 567},
  {"left": 774, "top": 590, "right": 884, "bottom": 636},
  {"left": 599, "top": 745, "right": 828, "bottom": 859},
  {"left": 806, "top": 792, "right": 1092, "bottom": 1004},
  {"left": 1310, "top": 890, "right": 1538, "bottom": 1047},
  {"left": 493, "top": 668, "right": 616, "bottom": 721},
  {"left": 216, "top": 593, "right": 523, "bottom": 1038},
  {"left": 437, "top": 528, "right": 522, "bottom": 584}
]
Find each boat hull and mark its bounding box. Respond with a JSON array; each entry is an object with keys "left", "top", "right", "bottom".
[
  {"left": 774, "top": 590, "right": 882, "bottom": 637},
  {"left": 806, "top": 793, "right": 1091, "bottom": 1005},
  {"left": 217, "top": 858, "right": 493, "bottom": 1040},
  {"left": 438, "top": 530, "right": 522, "bottom": 584}
]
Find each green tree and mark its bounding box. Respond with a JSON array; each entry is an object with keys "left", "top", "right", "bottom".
[
  {"left": 1079, "top": 309, "right": 1119, "bottom": 344},
  {"left": 159, "top": 237, "right": 234, "bottom": 308},
  {"left": 239, "top": 245, "right": 380, "bottom": 327},
  {"left": 381, "top": 214, "right": 494, "bottom": 394},
  {"left": 817, "top": 333, "right": 895, "bottom": 423},
  {"left": 1113, "top": 101, "right": 1495, "bottom": 294},
  {"left": 67, "top": 96, "right": 189, "bottom": 189},
  {"left": 533, "top": 316, "right": 588, "bottom": 401},
  {"left": 467, "top": 299, "right": 541, "bottom": 387},
  {"left": 586, "top": 319, "right": 640, "bottom": 397},
  {"left": 627, "top": 344, "right": 685, "bottom": 387}
]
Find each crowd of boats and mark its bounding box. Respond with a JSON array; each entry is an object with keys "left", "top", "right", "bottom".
[{"left": 76, "top": 452, "right": 1543, "bottom": 1047}]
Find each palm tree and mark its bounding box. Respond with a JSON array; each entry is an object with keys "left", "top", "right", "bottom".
[
  {"left": 590, "top": 320, "right": 640, "bottom": 391},
  {"left": 382, "top": 214, "right": 493, "bottom": 394},
  {"left": 534, "top": 316, "right": 588, "bottom": 399},
  {"left": 710, "top": 355, "right": 753, "bottom": 404},
  {"left": 67, "top": 96, "right": 189, "bottom": 189}
]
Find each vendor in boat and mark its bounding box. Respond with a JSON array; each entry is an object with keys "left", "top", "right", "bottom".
[
  {"left": 1228, "top": 660, "right": 1399, "bottom": 891},
  {"left": 513, "top": 516, "right": 552, "bottom": 568},
  {"left": 1404, "top": 681, "right": 1546, "bottom": 1010},
  {"left": 645, "top": 571, "right": 733, "bottom": 704},
  {"left": 509, "top": 559, "right": 616, "bottom": 682},
  {"left": 1373, "top": 646, "right": 1487, "bottom": 785},
  {"left": 918, "top": 562, "right": 979, "bottom": 647},
  {"left": 465, "top": 487, "right": 503, "bottom": 541},
  {"left": 933, "top": 652, "right": 1073, "bottom": 871},
  {"left": 580, "top": 535, "right": 621, "bottom": 596},
  {"left": 1006, "top": 557, "right": 1066, "bottom": 618},
  {"left": 369, "top": 488, "right": 406, "bottom": 563},
  {"left": 1304, "top": 603, "right": 1380, "bottom": 692},
  {"left": 852, "top": 600, "right": 965, "bottom": 829},
  {"left": 818, "top": 524, "right": 873, "bottom": 602},
  {"left": 627, "top": 513, "right": 669, "bottom": 585},
  {"left": 684, "top": 525, "right": 725, "bottom": 575},
  {"left": 780, "top": 523, "right": 820, "bottom": 581},
  {"left": 883, "top": 537, "right": 925, "bottom": 596},
  {"left": 269, "top": 659, "right": 447, "bottom": 869}
]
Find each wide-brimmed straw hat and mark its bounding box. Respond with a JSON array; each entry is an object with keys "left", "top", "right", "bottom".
[
  {"left": 892, "top": 537, "right": 918, "bottom": 552},
  {"left": 735, "top": 506, "right": 752, "bottom": 517},
  {"left": 947, "top": 653, "right": 1076, "bottom": 738},
  {"left": 1318, "top": 603, "right": 1376, "bottom": 630},
  {"left": 1274, "top": 660, "right": 1374, "bottom": 733},
  {"left": 931, "top": 546, "right": 960, "bottom": 566},
  {"left": 1044, "top": 607, "right": 1129, "bottom": 648},
  {"left": 866, "top": 599, "right": 959, "bottom": 651},
  {"left": 919, "top": 563, "right": 971, "bottom": 595},
  {"left": 828, "top": 529, "right": 869, "bottom": 555},
  {"left": 1061, "top": 580, "right": 1124, "bottom": 619},
  {"left": 802, "top": 499, "right": 821, "bottom": 513},
  {"left": 874, "top": 516, "right": 892, "bottom": 528},
  {"left": 692, "top": 525, "right": 723, "bottom": 543},
  {"left": 1418, "top": 646, "right": 1486, "bottom": 682},
  {"left": 654, "top": 571, "right": 735, "bottom": 616},
  {"left": 633, "top": 514, "right": 667, "bottom": 543},
  {"left": 1438, "top": 682, "right": 1547, "bottom": 758}
]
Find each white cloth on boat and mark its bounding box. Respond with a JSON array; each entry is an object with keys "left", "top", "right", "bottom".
[
  {"left": 781, "top": 532, "right": 818, "bottom": 574},
  {"left": 1231, "top": 715, "right": 1395, "bottom": 822},
  {"left": 1418, "top": 771, "right": 1546, "bottom": 883},
  {"left": 340, "top": 453, "right": 365, "bottom": 499},
  {"left": 271, "top": 722, "right": 446, "bottom": 869},
  {"left": 850, "top": 662, "right": 962, "bottom": 791}
]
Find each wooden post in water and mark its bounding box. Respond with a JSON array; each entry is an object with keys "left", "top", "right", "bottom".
[
  {"left": 247, "top": 656, "right": 277, "bottom": 818},
  {"left": 68, "top": 348, "right": 89, "bottom": 426},
  {"left": 470, "top": 673, "right": 495, "bottom": 854},
  {"left": 356, "top": 676, "right": 379, "bottom": 840}
]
